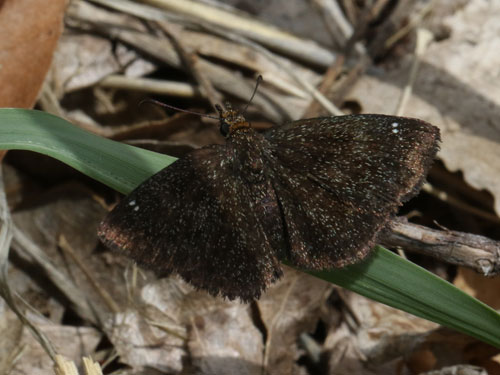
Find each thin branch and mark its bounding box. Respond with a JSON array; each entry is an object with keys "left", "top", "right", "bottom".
[{"left": 381, "top": 218, "right": 500, "bottom": 276}]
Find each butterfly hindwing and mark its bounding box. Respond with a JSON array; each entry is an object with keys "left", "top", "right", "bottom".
[{"left": 99, "top": 145, "right": 282, "bottom": 301}]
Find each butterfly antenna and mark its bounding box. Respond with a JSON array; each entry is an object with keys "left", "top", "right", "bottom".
[
  {"left": 139, "top": 99, "right": 220, "bottom": 120},
  {"left": 242, "top": 75, "right": 263, "bottom": 115}
]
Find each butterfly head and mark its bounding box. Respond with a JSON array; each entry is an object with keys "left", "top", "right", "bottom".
[{"left": 216, "top": 103, "right": 250, "bottom": 137}]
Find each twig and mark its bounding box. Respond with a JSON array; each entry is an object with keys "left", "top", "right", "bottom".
[
  {"left": 132, "top": 0, "right": 336, "bottom": 68},
  {"left": 70, "top": 16, "right": 285, "bottom": 120},
  {"left": 302, "top": 55, "right": 345, "bottom": 118},
  {"left": 299, "top": 332, "right": 322, "bottom": 365},
  {"left": 68, "top": 0, "right": 313, "bottom": 120},
  {"left": 54, "top": 355, "right": 104, "bottom": 375},
  {"left": 86, "top": 0, "right": 335, "bottom": 67},
  {"left": 156, "top": 21, "right": 223, "bottom": 108},
  {"left": 312, "top": 0, "right": 366, "bottom": 56},
  {"left": 385, "top": 0, "right": 436, "bottom": 49},
  {"left": 54, "top": 355, "right": 78, "bottom": 375},
  {"left": 198, "top": 24, "right": 343, "bottom": 116},
  {"left": 82, "top": 357, "right": 103, "bottom": 375},
  {"left": 381, "top": 218, "right": 500, "bottom": 276},
  {"left": 98, "top": 75, "right": 201, "bottom": 98},
  {"left": 395, "top": 28, "right": 433, "bottom": 116}
]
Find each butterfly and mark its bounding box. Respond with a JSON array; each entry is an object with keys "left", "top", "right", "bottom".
[{"left": 98, "top": 103, "right": 440, "bottom": 302}]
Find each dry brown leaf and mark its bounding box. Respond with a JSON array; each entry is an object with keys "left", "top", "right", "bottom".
[
  {"left": 106, "top": 277, "right": 263, "bottom": 373},
  {"left": 324, "top": 291, "right": 438, "bottom": 374},
  {"left": 11, "top": 183, "right": 127, "bottom": 323},
  {"left": 105, "top": 309, "right": 185, "bottom": 373},
  {"left": 51, "top": 1, "right": 156, "bottom": 96},
  {"left": 102, "top": 277, "right": 195, "bottom": 372},
  {"left": 49, "top": 34, "right": 151, "bottom": 96},
  {"left": 257, "top": 267, "right": 332, "bottom": 374},
  {"left": 113, "top": 270, "right": 329, "bottom": 374},
  {"left": 324, "top": 290, "right": 499, "bottom": 374},
  {"left": 0, "top": 0, "right": 65, "bottom": 108},
  {"left": 453, "top": 266, "right": 500, "bottom": 309},
  {"left": 187, "top": 304, "right": 264, "bottom": 375}
]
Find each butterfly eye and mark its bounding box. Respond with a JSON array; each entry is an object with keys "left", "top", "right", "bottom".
[{"left": 220, "top": 120, "right": 231, "bottom": 136}]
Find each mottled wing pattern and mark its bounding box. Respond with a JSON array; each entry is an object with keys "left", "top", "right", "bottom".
[
  {"left": 265, "top": 114, "right": 440, "bottom": 269},
  {"left": 98, "top": 146, "right": 282, "bottom": 301}
]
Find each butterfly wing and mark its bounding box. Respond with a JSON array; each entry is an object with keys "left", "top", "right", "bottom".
[
  {"left": 98, "top": 145, "right": 282, "bottom": 301},
  {"left": 265, "top": 114, "right": 440, "bottom": 269}
]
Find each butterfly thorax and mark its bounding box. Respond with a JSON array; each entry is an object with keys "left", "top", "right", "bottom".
[
  {"left": 214, "top": 102, "right": 273, "bottom": 183},
  {"left": 226, "top": 127, "right": 273, "bottom": 185}
]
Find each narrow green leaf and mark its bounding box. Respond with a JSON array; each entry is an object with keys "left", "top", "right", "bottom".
[
  {"left": 1, "top": 108, "right": 499, "bottom": 347},
  {"left": 0, "top": 109, "right": 174, "bottom": 194}
]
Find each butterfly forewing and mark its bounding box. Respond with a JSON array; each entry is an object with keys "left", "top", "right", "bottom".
[
  {"left": 266, "top": 115, "right": 439, "bottom": 207},
  {"left": 264, "top": 114, "right": 440, "bottom": 268}
]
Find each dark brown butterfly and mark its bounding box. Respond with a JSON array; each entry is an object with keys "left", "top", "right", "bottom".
[{"left": 98, "top": 104, "right": 440, "bottom": 302}]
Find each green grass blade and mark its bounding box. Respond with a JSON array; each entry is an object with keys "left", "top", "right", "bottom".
[
  {"left": 1, "top": 108, "right": 499, "bottom": 347},
  {"left": 0, "top": 108, "right": 174, "bottom": 194}
]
